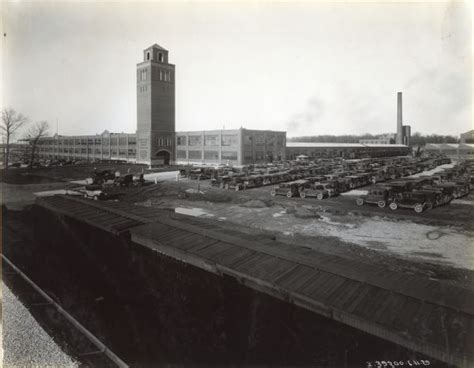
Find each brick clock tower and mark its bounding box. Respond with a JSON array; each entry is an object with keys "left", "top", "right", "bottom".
[{"left": 136, "top": 44, "right": 175, "bottom": 166}]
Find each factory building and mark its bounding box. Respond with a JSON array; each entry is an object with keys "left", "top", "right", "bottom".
[
  {"left": 286, "top": 142, "right": 410, "bottom": 160},
  {"left": 36, "top": 131, "right": 137, "bottom": 162},
  {"left": 460, "top": 130, "right": 474, "bottom": 144},
  {"left": 424, "top": 143, "right": 474, "bottom": 159},
  {"left": 175, "top": 128, "right": 286, "bottom": 166},
  {"left": 33, "top": 44, "right": 410, "bottom": 165}
]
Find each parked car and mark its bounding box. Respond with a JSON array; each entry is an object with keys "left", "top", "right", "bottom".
[
  {"left": 91, "top": 169, "right": 115, "bottom": 185},
  {"left": 388, "top": 192, "right": 433, "bottom": 213},
  {"left": 270, "top": 181, "right": 302, "bottom": 198},
  {"left": 83, "top": 184, "right": 108, "bottom": 201},
  {"left": 114, "top": 173, "right": 134, "bottom": 187},
  {"left": 356, "top": 186, "right": 394, "bottom": 208},
  {"left": 300, "top": 182, "right": 336, "bottom": 200}
]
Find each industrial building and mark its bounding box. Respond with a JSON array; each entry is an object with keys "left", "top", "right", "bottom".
[
  {"left": 33, "top": 43, "right": 410, "bottom": 166},
  {"left": 424, "top": 143, "right": 474, "bottom": 159},
  {"left": 175, "top": 128, "right": 286, "bottom": 165},
  {"left": 36, "top": 131, "right": 137, "bottom": 162},
  {"left": 286, "top": 142, "right": 410, "bottom": 160},
  {"left": 460, "top": 129, "right": 474, "bottom": 144}
]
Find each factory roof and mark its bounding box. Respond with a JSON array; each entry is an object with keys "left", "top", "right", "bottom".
[
  {"left": 287, "top": 142, "right": 407, "bottom": 148},
  {"left": 425, "top": 143, "right": 474, "bottom": 150}
]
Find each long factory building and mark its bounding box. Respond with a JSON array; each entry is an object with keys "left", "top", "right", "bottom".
[{"left": 35, "top": 43, "right": 410, "bottom": 166}]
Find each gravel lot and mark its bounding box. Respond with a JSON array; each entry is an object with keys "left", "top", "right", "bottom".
[{"left": 2, "top": 283, "right": 78, "bottom": 367}]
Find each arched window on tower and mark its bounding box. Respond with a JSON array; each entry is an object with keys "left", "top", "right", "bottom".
[{"left": 147, "top": 52, "right": 150, "bottom": 60}]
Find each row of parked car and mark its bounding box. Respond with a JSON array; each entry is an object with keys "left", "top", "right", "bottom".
[
  {"left": 81, "top": 169, "right": 146, "bottom": 200},
  {"left": 180, "top": 155, "right": 452, "bottom": 195},
  {"left": 268, "top": 160, "right": 471, "bottom": 213},
  {"left": 266, "top": 155, "right": 452, "bottom": 199},
  {"left": 355, "top": 163, "right": 472, "bottom": 213}
]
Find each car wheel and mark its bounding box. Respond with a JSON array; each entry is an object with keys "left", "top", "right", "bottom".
[
  {"left": 377, "top": 200, "right": 386, "bottom": 208},
  {"left": 389, "top": 202, "right": 398, "bottom": 210},
  {"left": 300, "top": 191, "right": 306, "bottom": 198},
  {"left": 317, "top": 193, "right": 324, "bottom": 200},
  {"left": 270, "top": 190, "right": 276, "bottom": 197},
  {"left": 286, "top": 191, "right": 293, "bottom": 198},
  {"left": 356, "top": 198, "right": 364, "bottom": 206},
  {"left": 414, "top": 204, "right": 424, "bottom": 213}
]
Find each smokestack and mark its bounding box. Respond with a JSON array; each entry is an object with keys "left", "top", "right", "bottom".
[{"left": 397, "top": 92, "right": 403, "bottom": 144}]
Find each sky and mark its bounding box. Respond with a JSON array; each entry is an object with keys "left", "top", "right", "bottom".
[{"left": 1, "top": 1, "right": 472, "bottom": 138}]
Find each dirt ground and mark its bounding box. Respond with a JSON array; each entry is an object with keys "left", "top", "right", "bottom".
[{"left": 3, "top": 165, "right": 474, "bottom": 286}]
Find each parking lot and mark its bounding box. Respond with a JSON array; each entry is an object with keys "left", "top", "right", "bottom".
[{"left": 3, "top": 156, "right": 473, "bottom": 282}]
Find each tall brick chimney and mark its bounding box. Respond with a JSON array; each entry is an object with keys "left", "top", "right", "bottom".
[{"left": 396, "top": 92, "right": 403, "bottom": 145}]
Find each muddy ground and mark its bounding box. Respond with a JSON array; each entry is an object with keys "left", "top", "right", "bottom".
[{"left": 3, "top": 165, "right": 474, "bottom": 287}]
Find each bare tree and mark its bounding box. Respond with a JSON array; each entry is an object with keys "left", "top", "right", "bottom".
[
  {"left": 1, "top": 108, "right": 29, "bottom": 169},
  {"left": 26, "top": 121, "right": 49, "bottom": 167}
]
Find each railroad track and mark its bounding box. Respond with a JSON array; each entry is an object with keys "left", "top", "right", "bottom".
[{"left": 2, "top": 254, "right": 129, "bottom": 368}]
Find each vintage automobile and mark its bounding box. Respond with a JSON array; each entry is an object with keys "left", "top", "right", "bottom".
[
  {"left": 421, "top": 184, "right": 454, "bottom": 204},
  {"left": 412, "top": 189, "right": 449, "bottom": 208},
  {"left": 224, "top": 176, "right": 246, "bottom": 191},
  {"left": 300, "top": 182, "right": 337, "bottom": 200},
  {"left": 270, "top": 181, "right": 303, "bottom": 198},
  {"left": 210, "top": 175, "right": 229, "bottom": 188},
  {"left": 188, "top": 167, "right": 213, "bottom": 180},
  {"left": 356, "top": 185, "right": 395, "bottom": 208},
  {"left": 388, "top": 191, "right": 434, "bottom": 213},
  {"left": 243, "top": 175, "right": 263, "bottom": 189},
  {"left": 114, "top": 173, "right": 134, "bottom": 187},
  {"left": 435, "top": 181, "right": 469, "bottom": 199},
  {"left": 83, "top": 184, "right": 108, "bottom": 201},
  {"left": 90, "top": 169, "right": 116, "bottom": 185}
]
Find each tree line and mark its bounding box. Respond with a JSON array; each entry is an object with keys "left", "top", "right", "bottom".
[
  {"left": 1, "top": 107, "right": 50, "bottom": 170},
  {"left": 287, "top": 133, "right": 460, "bottom": 146}
]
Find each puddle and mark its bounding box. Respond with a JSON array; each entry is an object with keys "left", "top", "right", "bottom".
[
  {"left": 33, "top": 189, "right": 82, "bottom": 197},
  {"left": 175, "top": 207, "right": 214, "bottom": 217},
  {"left": 452, "top": 199, "right": 474, "bottom": 206},
  {"left": 340, "top": 190, "right": 368, "bottom": 196}
]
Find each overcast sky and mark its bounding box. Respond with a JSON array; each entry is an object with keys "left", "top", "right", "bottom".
[{"left": 2, "top": 1, "right": 472, "bottom": 138}]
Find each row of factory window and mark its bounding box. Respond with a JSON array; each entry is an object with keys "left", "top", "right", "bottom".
[
  {"left": 176, "top": 150, "right": 238, "bottom": 161},
  {"left": 39, "top": 138, "right": 136, "bottom": 146},
  {"left": 39, "top": 147, "right": 136, "bottom": 155},
  {"left": 177, "top": 134, "right": 284, "bottom": 147},
  {"left": 177, "top": 135, "right": 238, "bottom": 147}
]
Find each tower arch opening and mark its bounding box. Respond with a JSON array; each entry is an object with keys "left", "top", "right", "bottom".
[{"left": 155, "top": 150, "right": 171, "bottom": 165}]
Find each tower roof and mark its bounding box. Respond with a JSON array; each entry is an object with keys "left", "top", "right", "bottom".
[{"left": 146, "top": 43, "right": 167, "bottom": 51}]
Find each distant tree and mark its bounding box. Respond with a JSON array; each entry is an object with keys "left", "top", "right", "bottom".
[
  {"left": 1, "top": 108, "right": 29, "bottom": 169},
  {"left": 25, "top": 121, "right": 49, "bottom": 167},
  {"left": 289, "top": 132, "right": 459, "bottom": 146}
]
